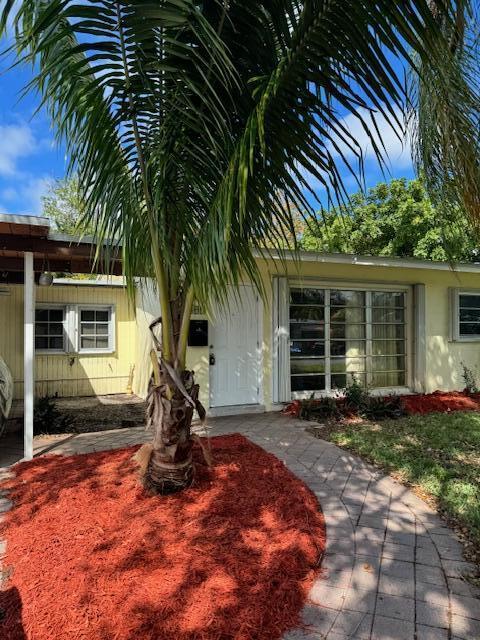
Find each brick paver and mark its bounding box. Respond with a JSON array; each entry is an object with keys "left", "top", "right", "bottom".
[{"left": 1, "top": 412, "right": 479, "bottom": 639}]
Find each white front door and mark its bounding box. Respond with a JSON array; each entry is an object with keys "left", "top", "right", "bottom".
[{"left": 209, "top": 285, "right": 260, "bottom": 407}]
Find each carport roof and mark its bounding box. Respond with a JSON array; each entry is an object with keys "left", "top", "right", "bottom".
[{"left": 0, "top": 213, "right": 122, "bottom": 275}]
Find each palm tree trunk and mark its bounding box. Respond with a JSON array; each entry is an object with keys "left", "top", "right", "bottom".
[{"left": 144, "top": 364, "right": 201, "bottom": 494}]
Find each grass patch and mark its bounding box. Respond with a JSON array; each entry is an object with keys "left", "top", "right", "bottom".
[{"left": 323, "top": 411, "right": 480, "bottom": 551}]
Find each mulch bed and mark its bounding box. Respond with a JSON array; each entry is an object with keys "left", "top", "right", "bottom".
[
  {"left": 0, "top": 434, "right": 325, "bottom": 640},
  {"left": 285, "top": 390, "right": 480, "bottom": 420},
  {"left": 402, "top": 390, "right": 480, "bottom": 415}
]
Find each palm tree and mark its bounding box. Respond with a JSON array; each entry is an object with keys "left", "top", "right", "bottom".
[{"left": 2, "top": 0, "right": 478, "bottom": 493}]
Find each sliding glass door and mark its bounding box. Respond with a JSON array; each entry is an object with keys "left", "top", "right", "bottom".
[{"left": 289, "top": 286, "right": 407, "bottom": 395}]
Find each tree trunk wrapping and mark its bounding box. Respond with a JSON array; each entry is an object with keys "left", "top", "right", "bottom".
[{"left": 145, "top": 365, "right": 201, "bottom": 494}]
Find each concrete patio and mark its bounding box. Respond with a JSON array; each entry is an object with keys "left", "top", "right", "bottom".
[
  {"left": 1, "top": 412, "right": 479, "bottom": 639},
  {"left": 1, "top": 393, "right": 147, "bottom": 467},
  {"left": 0, "top": 431, "right": 76, "bottom": 467}
]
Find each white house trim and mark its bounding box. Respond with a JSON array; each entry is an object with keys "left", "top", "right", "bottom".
[
  {"left": 272, "top": 276, "right": 290, "bottom": 403},
  {"left": 274, "top": 277, "right": 414, "bottom": 402},
  {"left": 449, "top": 288, "right": 480, "bottom": 342},
  {"left": 34, "top": 303, "right": 116, "bottom": 355},
  {"left": 24, "top": 251, "right": 35, "bottom": 460},
  {"left": 77, "top": 304, "right": 116, "bottom": 354},
  {"left": 52, "top": 278, "right": 126, "bottom": 287}
]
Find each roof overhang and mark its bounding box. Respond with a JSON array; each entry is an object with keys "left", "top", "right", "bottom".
[{"left": 255, "top": 248, "right": 480, "bottom": 274}]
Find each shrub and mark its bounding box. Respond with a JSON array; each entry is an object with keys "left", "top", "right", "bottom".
[
  {"left": 291, "top": 384, "right": 405, "bottom": 424},
  {"left": 361, "top": 395, "right": 405, "bottom": 420},
  {"left": 34, "top": 394, "right": 74, "bottom": 435},
  {"left": 461, "top": 362, "right": 479, "bottom": 394},
  {"left": 344, "top": 376, "right": 369, "bottom": 412},
  {"left": 299, "top": 395, "right": 340, "bottom": 421}
]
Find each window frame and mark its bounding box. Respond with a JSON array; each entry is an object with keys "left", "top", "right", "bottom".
[
  {"left": 34, "top": 304, "right": 68, "bottom": 354},
  {"left": 77, "top": 305, "right": 116, "bottom": 354},
  {"left": 451, "top": 288, "right": 480, "bottom": 342},
  {"left": 286, "top": 280, "right": 412, "bottom": 399}
]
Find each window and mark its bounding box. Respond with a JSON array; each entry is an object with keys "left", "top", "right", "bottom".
[
  {"left": 34, "top": 304, "right": 115, "bottom": 353},
  {"left": 289, "top": 287, "right": 407, "bottom": 395},
  {"left": 35, "top": 307, "right": 66, "bottom": 351},
  {"left": 370, "top": 291, "right": 406, "bottom": 387},
  {"left": 452, "top": 290, "right": 480, "bottom": 340},
  {"left": 289, "top": 288, "right": 326, "bottom": 392},
  {"left": 79, "top": 307, "right": 113, "bottom": 352}
]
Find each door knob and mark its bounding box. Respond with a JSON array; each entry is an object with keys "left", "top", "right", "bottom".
[{"left": 209, "top": 353, "right": 216, "bottom": 366}]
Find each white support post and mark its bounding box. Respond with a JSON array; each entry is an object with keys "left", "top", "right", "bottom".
[{"left": 24, "top": 251, "right": 35, "bottom": 460}]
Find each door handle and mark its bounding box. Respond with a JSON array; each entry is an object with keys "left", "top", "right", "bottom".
[{"left": 209, "top": 353, "right": 216, "bottom": 366}]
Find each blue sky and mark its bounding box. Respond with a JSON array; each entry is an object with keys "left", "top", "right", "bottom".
[
  {"left": 0, "top": 36, "right": 415, "bottom": 218},
  {"left": 0, "top": 47, "right": 67, "bottom": 216}
]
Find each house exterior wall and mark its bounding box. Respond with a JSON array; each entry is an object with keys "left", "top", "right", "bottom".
[
  {"left": 0, "top": 283, "right": 136, "bottom": 399},
  {"left": 132, "top": 259, "right": 480, "bottom": 413},
  {"left": 255, "top": 257, "right": 480, "bottom": 408},
  {"left": 2, "top": 256, "right": 475, "bottom": 410}
]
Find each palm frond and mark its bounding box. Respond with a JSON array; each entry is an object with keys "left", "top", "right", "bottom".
[
  {"left": 1, "top": 0, "right": 478, "bottom": 366},
  {"left": 409, "top": 0, "right": 480, "bottom": 234}
]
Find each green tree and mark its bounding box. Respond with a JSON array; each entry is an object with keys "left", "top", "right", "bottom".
[
  {"left": 42, "top": 176, "right": 92, "bottom": 236},
  {"left": 42, "top": 177, "right": 97, "bottom": 280},
  {"left": 3, "top": 1, "right": 479, "bottom": 493},
  {"left": 302, "top": 178, "right": 478, "bottom": 262}
]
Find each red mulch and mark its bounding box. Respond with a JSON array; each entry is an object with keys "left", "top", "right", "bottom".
[
  {"left": 402, "top": 390, "right": 480, "bottom": 415},
  {"left": 283, "top": 391, "right": 480, "bottom": 418},
  {"left": 0, "top": 434, "right": 325, "bottom": 640}
]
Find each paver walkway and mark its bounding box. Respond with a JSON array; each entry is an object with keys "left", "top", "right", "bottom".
[{"left": 1, "top": 412, "right": 479, "bottom": 639}]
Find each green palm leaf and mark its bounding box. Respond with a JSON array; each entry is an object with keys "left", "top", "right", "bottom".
[{"left": 1, "top": 0, "right": 478, "bottom": 367}]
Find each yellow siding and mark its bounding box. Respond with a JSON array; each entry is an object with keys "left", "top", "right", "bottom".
[
  {"left": 186, "top": 346, "right": 209, "bottom": 409},
  {"left": 0, "top": 283, "right": 136, "bottom": 400},
  {"left": 12, "top": 258, "right": 476, "bottom": 410},
  {"left": 133, "top": 282, "right": 209, "bottom": 408},
  {"left": 140, "top": 258, "right": 480, "bottom": 411}
]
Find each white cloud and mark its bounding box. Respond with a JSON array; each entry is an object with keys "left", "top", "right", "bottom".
[
  {"left": 22, "top": 176, "right": 51, "bottom": 215},
  {"left": 1, "top": 0, "right": 22, "bottom": 39},
  {"left": 328, "top": 106, "right": 412, "bottom": 170},
  {"left": 0, "top": 175, "right": 51, "bottom": 216},
  {"left": 0, "top": 119, "right": 55, "bottom": 215},
  {"left": 297, "top": 105, "right": 412, "bottom": 205},
  {"left": 0, "top": 123, "right": 37, "bottom": 176}
]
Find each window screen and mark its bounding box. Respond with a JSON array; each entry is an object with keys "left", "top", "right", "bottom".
[{"left": 458, "top": 293, "right": 480, "bottom": 338}]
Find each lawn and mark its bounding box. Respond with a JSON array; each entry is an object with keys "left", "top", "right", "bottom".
[{"left": 322, "top": 411, "right": 480, "bottom": 553}]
